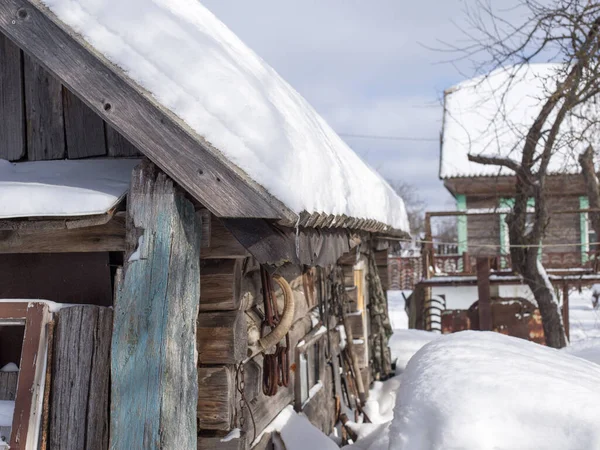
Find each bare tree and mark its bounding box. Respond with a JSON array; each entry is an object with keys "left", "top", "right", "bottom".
[
  {"left": 387, "top": 180, "right": 426, "bottom": 236},
  {"left": 458, "top": 0, "right": 600, "bottom": 348}
]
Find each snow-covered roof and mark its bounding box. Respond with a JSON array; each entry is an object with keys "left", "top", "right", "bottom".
[
  {"left": 440, "top": 64, "right": 592, "bottom": 179},
  {"left": 0, "top": 159, "right": 139, "bottom": 219},
  {"left": 39, "top": 0, "right": 409, "bottom": 233}
]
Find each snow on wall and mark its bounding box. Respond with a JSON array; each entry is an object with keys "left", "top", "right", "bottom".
[
  {"left": 0, "top": 159, "right": 139, "bottom": 218},
  {"left": 441, "top": 64, "right": 593, "bottom": 179},
  {"left": 41, "top": 0, "right": 409, "bottom": 232}
]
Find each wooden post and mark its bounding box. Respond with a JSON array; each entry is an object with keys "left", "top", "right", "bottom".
[
  {"left": 562, "top": 284, "right": 570, "bottom": 341},
  {"left": 476, "top": 257, "right": 492, "bottom": 331},
  {"left": 110, "top": 161, "right": 200, "bottom": 450}
]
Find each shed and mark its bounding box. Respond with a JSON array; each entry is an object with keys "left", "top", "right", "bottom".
[{"left": 0, "top": 1, "right": 409, "bottom": 449}]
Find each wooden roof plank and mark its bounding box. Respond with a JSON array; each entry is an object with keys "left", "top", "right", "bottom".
[{"left": 0, "top": 0, "right": 295, "bottom": 221}]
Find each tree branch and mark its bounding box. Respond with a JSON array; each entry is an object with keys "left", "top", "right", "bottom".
[{"left": 467, "top": 153, "right": 522, "bottom": 173}]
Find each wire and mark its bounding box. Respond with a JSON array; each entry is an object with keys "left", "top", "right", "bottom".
[
  {"left": 398, "top": 237, "right": 600, "bottom": 249},
  {"left": 338, "top": 133, "right": 439, "bottom": 142}
]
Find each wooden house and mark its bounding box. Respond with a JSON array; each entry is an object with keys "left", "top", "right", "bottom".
[
  {"left": 0, "top": 1, "right": 409, "bottom": 449},
  {"left": 408, "top": 64, "right": 600, "bottom": 338},
  {"left": 438, "top": 64, "right": 596, "bottom": 271}
]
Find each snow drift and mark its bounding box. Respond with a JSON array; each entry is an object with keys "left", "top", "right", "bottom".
[{"left": 390, "top": 331, "right": 600, "bottom": 450}]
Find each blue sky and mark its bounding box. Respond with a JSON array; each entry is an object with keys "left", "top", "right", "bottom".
[{"left": 200, "top": 0, "right": 482, "bottom": 211}]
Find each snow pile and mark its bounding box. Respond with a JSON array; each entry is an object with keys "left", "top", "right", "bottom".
[
  {"left": 387, "top": 290, "right": 409, "bottom": 330},
  {"left": 0, "top": 159, "right": 139, "bottom": 219},
  {"left": 40, "top": 0, "right": 408, "bottom": 232},
  {"left": 441, "top": 64, "right": 590, "bottom": 179},
  {"left": 390, "top": 331, "right": 600, "bottom": 450},
  {"left": 0, "top": 363, "right": 18, "bottom": 373},
  {"left": 260, "top": 405, "right": 338, "bottom": 450},
  {"left": 388, "top": 329, "right": 439, "bottom": 374},
  {"left": 0, "top": 401, "right": 14, "bottom": 427},
  {"left": 341, "top": 376, "right": 402, "bottom": 450}
]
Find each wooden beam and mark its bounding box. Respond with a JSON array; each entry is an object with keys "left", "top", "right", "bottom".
[
  {"left": 0, "top": 1, "right": 294, "bottom": 220},
  {"left": 476, "top": 257, "right": 492, "bottom": 331},
  {"left": 201, "top": 215, "right": 249, "bottom": 259},
  {"left": 0, "top": 33, "right": 24, "bottom": 161},
  {"left": 197, "top": 310, "right": 247, "bottom": 365},
  {"left": 50, "top": 306, "right": 112, "bottom": 450},
  {"left": 197, "top": 431, "right": 247, "bottom": 450},
  {"left": 199, "top": 259, "right": 243, "bottom": 311},
  {"left": 0, "top": 214, "right": 125, "bottom": 253},
  {"left": 111, "top": 161, "right": 200, "bottom": 450},
  {"left": 197, "top": 366, "right": 235, "bottom": 431}
]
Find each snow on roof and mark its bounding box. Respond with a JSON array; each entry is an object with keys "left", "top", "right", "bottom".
[
  {"left": 41, "top": 0, "right": 409, "bottom": 233},
  {"left": 440, "top": 63, "right": 592, "bottom": 179},
  {"left": 390, "top": 331, "right": 600, "bottom": 450},
  {"left": 0, "top": 159, "right": 139, "bottom": 219}
]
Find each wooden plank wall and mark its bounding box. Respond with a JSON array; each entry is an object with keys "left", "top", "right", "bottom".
[
  {"left": 50, "top": 306, "right": 112, "bottom": 450},
  {"left": 466, "top": 195, "right": 582, "bottom": 256},
  {"left": 197, "top": 227, "right": 342, "bottom": 449},
  {"left": 0, "top": 35, "right": 140, "bottom": 161},
  {"left": 111, "top": 162, "right": 200, "bottom": 450}
]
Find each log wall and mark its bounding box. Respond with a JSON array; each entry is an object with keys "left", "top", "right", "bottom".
[{"left": 196, "top": 246, "right": 342, "bottom": 449}]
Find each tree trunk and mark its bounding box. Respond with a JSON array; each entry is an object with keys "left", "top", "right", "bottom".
[
  {"left": 507, "top": 207, "right": 567, "bottom": 348},
  {"left": 522, "top": 265, "right": 566, "bottom": 348}
]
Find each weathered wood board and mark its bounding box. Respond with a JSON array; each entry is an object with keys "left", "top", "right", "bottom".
[
  {"left": 197, "top": 366, "right": 235, "bottom": 431},
  {"left": 106, "top": 125, "right": 141, "bottom": 157},
  {"left": 0, "top": 2, "right": 293, "bottom": 219},
  {"left": 110, "top": 161, "right": 200, "bottom": 450},
  {"left": 0, "top": 372, "right": 18, "bottom": 401},
  {"left": 0, "top": 214, "right": 126, "bottom": 254},
  {"left": 50, "top": 306, "right": 112, "bottom": 450},
  {"left": 63, "top": 89, "right": 107, "bottom": 159},
  {"left": 197, "top": 310, "right": 246, "bottom": 365},
  {"left": 23, "top": 54, "right": 65, "bottom": 160},
  {"left": 0, "top": 33, "right": 24, "bottom": 161}
]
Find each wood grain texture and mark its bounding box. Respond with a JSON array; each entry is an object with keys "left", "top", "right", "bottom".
[
  {"left": 23, "top": 54, "right": 65, "bottom": 160},
  {"left": 197, "top": 432, "right": 247, "bottom": 450},
  {"left": 50, "top": 306, "right": 112, "bottom": 450},
  {"left": 0, "top": 214, "right": 125, "bottom": 253},
  {"left": 0, "top": 33, "right": 24, "bottom": 161},
  {"left": 197, "top": 366, "right": 235, "bottom": 431},
  {"left": 63, "top": 88, "right": 106, "bottom": 159},
  {"left": 199, "top": 259, "right": 243, "bottom": 311},
  {"left": 0, "top": 1, "right": 294, "bottom": 219},
  {"left": 0, "top": 372, "right": 18, "bottom": 400},
  {"left": 105, "top": 124, "right": 141, "bottom": 157},
  {"left": 111, "top": 161, "right": 200, "bottom": 450},
  {"left": 201, "top": 215, "right": 249, "bottom": 259},
  {"left": 197, "top": 310, "right": 246, "bottom": 365}
]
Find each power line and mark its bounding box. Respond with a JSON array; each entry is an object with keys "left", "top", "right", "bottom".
[
  {"left": 398, "top": 237, "right": 600, "bottom": 249},
  {"left": 338, "top": 133, "right": 439, "bottom": 142}
]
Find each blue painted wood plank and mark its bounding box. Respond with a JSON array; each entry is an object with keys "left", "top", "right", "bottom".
[{"left": 110, "top": 161, "right": 200, "bottom": 450}]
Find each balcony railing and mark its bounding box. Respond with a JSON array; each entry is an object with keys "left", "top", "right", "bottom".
[{"left": 431, "top": 251, "right": 596, "bottom": 276}]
